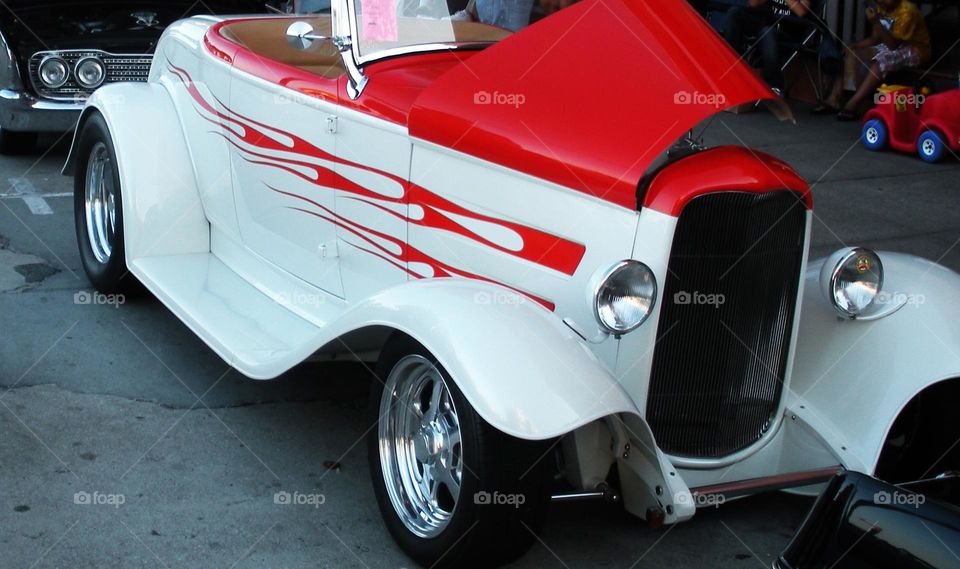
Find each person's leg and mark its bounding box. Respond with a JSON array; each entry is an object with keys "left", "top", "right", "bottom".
[
  {"left": 725, "top": 6, "right": 749, "bottom": 53},
  {"left": 758, "top": 25, "right": 783, "bottom": 90},
  {"left": 826, "top": 45, "right": 875, "bottom": 108},
  {"left": 839, "top": 61, "right": 882, "bottom": 116}
]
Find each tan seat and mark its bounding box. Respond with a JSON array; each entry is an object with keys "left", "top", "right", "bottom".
[{"left": 219, "top": 17, "right": 346, "bottom": 80}]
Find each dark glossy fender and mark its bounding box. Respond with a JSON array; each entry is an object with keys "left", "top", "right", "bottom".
[{"left": 778, "top": 471, "right": 960, "bottom": 569}]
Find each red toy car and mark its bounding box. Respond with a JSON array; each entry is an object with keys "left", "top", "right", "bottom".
[{"left": 861, "top": 86, "right": 960, "bottom": 162}]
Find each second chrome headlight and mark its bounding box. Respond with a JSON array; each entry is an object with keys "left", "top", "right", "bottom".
[
  {"left": 821, "top": 247, "right": 883, "bottom": 317},
  {"left": 75, "top": 56, "right": 106, "bottom": 89},
  {"left": 595, "top": 260, "right": 657, "bottom": 335}
]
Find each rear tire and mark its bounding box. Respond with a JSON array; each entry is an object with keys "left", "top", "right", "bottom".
[
  {"left": 0, "top": 127, "right": 37, "bottom": 155},
  {"left": 368, "top": 335, "right": 553, "bottom": 569},
  {"left": 917, "top": 130, "right": 945, "bottom": 163},
  {"left": 73, "top": 112, "right": 133, "bottom": 293},
  {"left": 876, "top": 379, "right": 960, "bottom": 483}
]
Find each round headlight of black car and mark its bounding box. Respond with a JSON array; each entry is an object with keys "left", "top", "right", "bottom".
[
  {"left": 820, "top": 247, "right": 884, "bottom": 317},
  {"left": 595, "top": 260, "right": 657, "bottom": 335},
  {"left": 75, "top": 57, "right": 106, "bottom": 89},
  {"left": 39, "top": 56, "right": 69, "bottom": 88}
]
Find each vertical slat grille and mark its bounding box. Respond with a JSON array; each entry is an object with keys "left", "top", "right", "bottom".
[{"left": 646, "top": 191, "right": 806, "bottom": 458}]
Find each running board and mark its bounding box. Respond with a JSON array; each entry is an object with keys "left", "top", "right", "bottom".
[
  {"left": 131, "top": 253, "right": 331, "bottom": 379},
  {"left": 690, "top": 467, "right": 844, "bottom": 501}
]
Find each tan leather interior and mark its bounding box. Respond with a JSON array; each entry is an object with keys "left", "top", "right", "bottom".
[
  {"left": 218, "top": 17, "right": 511, "bottom": 81},
  {"left": 220, "top": 17, "right": 346, "bottom": 80}
]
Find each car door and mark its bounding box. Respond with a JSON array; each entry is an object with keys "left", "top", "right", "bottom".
[
  {"left": 227, "top": 43, "right": 345, "bottom": 298},
  {"left": 332, "top": 106, "right": 411, "bottom": 301}
]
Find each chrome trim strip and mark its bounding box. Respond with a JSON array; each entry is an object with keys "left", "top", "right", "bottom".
[{"left": 690, "top": 466, "right": 843, "bottom": 499}]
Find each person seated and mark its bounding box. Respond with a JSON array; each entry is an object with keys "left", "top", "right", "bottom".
[
  {"left": 724, "top": 0, "right": 811, "bottom": 94},
  {"left": 453, "top": 0, "right": 534, "bottom": 31},
  {"left": 816, "top": 0, "right": 931, "bottom": 120}
]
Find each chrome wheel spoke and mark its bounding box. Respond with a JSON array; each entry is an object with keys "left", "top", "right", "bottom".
[
  {"left": 379, "top": 355, "right": 463, "bottom": 538},
  {"left": 437, "top": 465, "right": 461, "bottom": 498}
]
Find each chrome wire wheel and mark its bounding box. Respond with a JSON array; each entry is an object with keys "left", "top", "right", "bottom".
[
  {"left": 84, "top": 141, "right": 117, "bottom": 264},
  {"left": 379, "top": 355, "right": 463, "bottom": 538}
]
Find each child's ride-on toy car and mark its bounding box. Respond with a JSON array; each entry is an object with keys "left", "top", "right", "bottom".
[{"left": 861, "top": 85, "right": 960, "bottom": 163}]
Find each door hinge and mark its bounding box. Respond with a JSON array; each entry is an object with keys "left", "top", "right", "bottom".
[{"left": 326, "top": 116, "right": 338, "bottom": 134}]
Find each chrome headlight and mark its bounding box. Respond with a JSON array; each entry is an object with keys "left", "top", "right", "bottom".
[
  {"left": 595, "top": 260, "right": 657, "bottom": 335},
  {"left": 75, "top": 56, "right": 106, "bottom": 89},
  {"left": 820, "top": 247, "right": 883, "bottom": 317},
  {"left": 38, "top": 55, "right": 69, "bottom": 88}
]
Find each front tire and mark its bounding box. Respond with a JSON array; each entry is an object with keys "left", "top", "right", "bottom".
[
  {"left": 368, "top": 336, "right": 553, "bottom": 569},
  {"left": 73, "top": 112, "right": 131, "bottom": 293}
]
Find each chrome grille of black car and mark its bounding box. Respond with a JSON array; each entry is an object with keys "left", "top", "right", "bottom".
[
  {"left": 645, "top": 191, "right": 807, "bottom": 458},
  {"left": 28, "top": 51, "right": 153, "bottom": 100}
]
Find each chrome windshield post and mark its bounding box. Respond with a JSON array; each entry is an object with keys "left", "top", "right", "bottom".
[{"left": 334, "top": 0, "right": 368, "bottom": 99}]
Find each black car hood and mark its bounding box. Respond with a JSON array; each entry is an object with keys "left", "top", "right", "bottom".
[{"left": 1, "top": 1, "right": 264, "bottom": 59}]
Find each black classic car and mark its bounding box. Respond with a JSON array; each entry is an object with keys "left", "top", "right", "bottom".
[
  {"left": 779, "top": 471, "right": 960, "bottom": 569},
  {"left": 0, "top": 1, "right": 267, "bottom": 153}
]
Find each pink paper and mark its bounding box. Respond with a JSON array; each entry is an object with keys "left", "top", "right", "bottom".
[{"left": 363, "top": 0, "right": 399, "bottom": 43}]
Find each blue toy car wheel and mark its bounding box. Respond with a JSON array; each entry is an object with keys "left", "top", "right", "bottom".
[
  {"left": 861, "top": 119, "right": 888, "bottom": 151},
  {"left": 917, "top": 130, "right": 945, "bottom": 163}
]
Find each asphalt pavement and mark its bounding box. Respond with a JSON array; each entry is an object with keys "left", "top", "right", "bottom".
[{"left": 1, "top": 108, "right": 958, "bottom": 568}]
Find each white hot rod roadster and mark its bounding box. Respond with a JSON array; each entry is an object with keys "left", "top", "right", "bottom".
[{"left": 65, "top": 0, "right": 960, "bottom": 566}]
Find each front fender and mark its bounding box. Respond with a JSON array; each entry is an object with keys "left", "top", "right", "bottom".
[
  {"left": 324, "top": 278, "right": 693, "bottom": 522},
  {"left": 64, "top": 83, "right": 209, "bottom": 261},
  {"left": 789, "top": 252, "right": 960, "bottom": 473},
  {"left": 327, "top": 279, "right": 638, "bottom": 441}
]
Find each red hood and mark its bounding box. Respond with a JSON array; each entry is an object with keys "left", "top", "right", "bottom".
[{"left": 409, "top": 0, "right": 776, "bottom": 210}]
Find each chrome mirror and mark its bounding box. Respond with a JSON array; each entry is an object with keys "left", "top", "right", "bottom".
[
  {"left": 286, "top": 21, "right": 330, "bottom": 50},
  {"left": 285, "top": 18, "right": 367, "bottom": 99}
]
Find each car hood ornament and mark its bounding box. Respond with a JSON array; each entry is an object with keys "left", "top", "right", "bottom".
[{"left": 131, "top": 11, "right": 160, "bottom": 28}]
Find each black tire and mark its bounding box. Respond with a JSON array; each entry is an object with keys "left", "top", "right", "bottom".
[
  {"left": 73, "top": 112, "right": 133, "bottom": 293},
  {"left": 0, "top": 127, "right": 37, "bottom": 155},
  {"left": 368, "top": 335, "right": 554, "bottom": 569},
  {"left": 876, "top": 379, "right": 960, "bottom": 483}
]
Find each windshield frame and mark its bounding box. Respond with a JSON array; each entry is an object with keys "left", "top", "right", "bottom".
[{"left": 340, "top": 0, "right": 501, "bottom": 67}]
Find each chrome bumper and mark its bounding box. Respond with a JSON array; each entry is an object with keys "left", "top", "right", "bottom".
[{"left": 0, "top": 89, "right": 83, "bottom": 133}]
